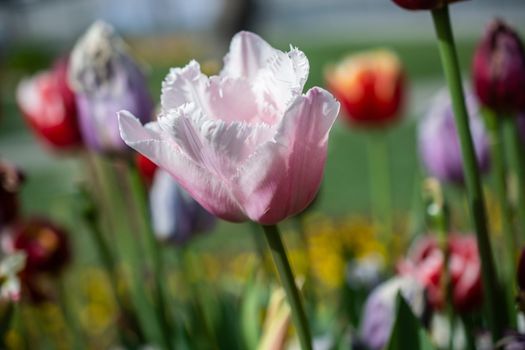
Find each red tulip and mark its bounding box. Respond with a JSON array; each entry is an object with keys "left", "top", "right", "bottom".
[
  {"left": 391, "top": 0, "right": 466, "bottom": 11},
  {"left": 11, "top": 218, "right": 71, "bottom": 275},
  {"left": 325, "top": 50, "right": 405, "bottom": 128},
  {"left": 473, "top": 19, "right": 525, "bottom": 114},
  {"left": 16, "top": 58, "right": 82, "bottom": 151},
  {"left": 397, "top": 234, "right": 482, "bottom": 313},
  {"left": 136, "top": 152, "right": 157, "bottom": 187}
]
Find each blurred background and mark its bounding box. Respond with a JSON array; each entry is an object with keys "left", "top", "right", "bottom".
[
  {"left": 1, "top": 0, "right": 524, "bottom": 243},
  {"left": 0, "top": 1, "right": 524, "bottom": 347}
]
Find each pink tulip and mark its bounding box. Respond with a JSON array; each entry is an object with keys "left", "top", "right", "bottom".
[{"left": 118, "top": 31, "right": 339, "bottom": 224}]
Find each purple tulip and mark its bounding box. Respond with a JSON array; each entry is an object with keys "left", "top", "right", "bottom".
[
  {"left": 359, "top": 276, "right": 426, "bottom": 350},
  {"left": 418, "top": 89, "right": 490, "bottom": 184},
  {"left": 69, "top": 21, "right": 153, "bottom": 154},
  {"left": 497, "top": 332, "right": 525, "bottom": 350},
  {"left": 150, "top": 169, "right": 216, "bottom": 245}
]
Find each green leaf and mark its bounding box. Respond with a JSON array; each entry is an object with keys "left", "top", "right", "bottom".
[{"left": 386, "top": 293, "right": 436, "bottom": 350}]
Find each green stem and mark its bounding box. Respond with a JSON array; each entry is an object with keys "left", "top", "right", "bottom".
[
  {"left": 261, "top": 224, "right": 312, "bottom": 350},
  {"left": 82, "top": 205, "right": 144, "bottom": 347},
  {"left": 125, "top": 162, "right": 173, "bottom": 349},
  {"left": 57, "top": 278, "right": 84, "bottom": 350},
  {"left": 93, "top": 156, "right": 166, "bottom": 347},
  {"left": 367, "top": 132, "right": 393, "bottom": 238},
  {"left": 460, "top": 315, "right": 477, "bottom": 350},
  {"left": 485, "top": 110, "right": 518, "bottom": 326},
  {"left": 0, "top": 303, "right": 14, "bottom": 349},
  {"left": 84, "top": 154, "right": 145, "bottom": 347},
  {"left": 431, "top": 5, "right": 507, "bottom": 339},
  {"left": 503, "top": 116, "right": 525, "bottom": 241}
]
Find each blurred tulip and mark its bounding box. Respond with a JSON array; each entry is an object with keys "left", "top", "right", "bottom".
[
  {"left": 136, "top": 152, "right": 157, "bottom": 187},
  {"left": 418, "top": 89, "right": 490, "bottom": 184},
  {"left": 345, "top": 254, "right": 384, "bottom": 289},
  {"left": 16, "top": 58, "right": 82, "bottom": 151},
  {"left": 0, "top": 160, "right": 24, "bottom": 230},
  {"left": 10, "top": 218, "right": 70, "bottom": 275},
  {"left": 69, "top": 21, "right": 153, "bottom": 155},
  {"left": 150, "top": 169, "right": 216, "bottom": 245},
  {"left": 473, "top": 20, "right": 525, "bottom": 114},
  {"left": 398, "top": 234, "right": 482, "bottom": 313},
  {"left": 390, "top": 0, "right": 466, "bottom": 10},
  {"left": 358, "top": 276, "right": 426, "bottom": 350},
  {"left": 497, "top": 332, "right": 525, "bottom": 350},
  {"left": 119, "top": 31, "right": 339, "bottom": 224},
  {"left": 0, "top": 252, "right": 26, "bottom": 302},
  {"left": 325, "top": 49, "right": 404, "bottom": 128}
]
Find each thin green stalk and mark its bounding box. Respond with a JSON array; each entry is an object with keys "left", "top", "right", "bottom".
[
  {"left": 82, "top": 205, "right": 144, "bottom": 347},
  {"left": 503, "top": 116, "right": 525, "bottom": 240},
  {"left": 485, "top": 110, "right": 518, "bottom": 326},
  {"left": 125, "top": 162, "right": 173, "bottom": 349},
  {"left": 261, "top": 224, "right": 312, "bottom": 350},
  {"left": 367, "top": 132, "right": 393, "bottom": 238},
  {"left": 431, "top": 5, "right": 507, "bottom": 339},
  {"left": 0, "top": 303, "right": 14, "bottom": 348},
  {"left": 93, "top": 156, "right": 166, "bottom": 348},
  {"left": 460, "top": 315, "right": 477, "bottom": 350},
  {"left": 83, "top": 154, "right": 145, "bottom": 347},
  {"left": 57, "top": 278, "right": 84, "bottom": 350},
  {"left": 178, "top": 248, "right": 219, "bottom": 350}
]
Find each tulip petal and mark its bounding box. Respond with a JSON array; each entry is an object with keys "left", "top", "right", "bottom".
[
  {"left": 222, "top": 31, "right": 278, "bottom": 81},
  {"left": 161, "top": 60, "right": 211, "bottom": 113},
  {"left": 252, "top": 47, "right": 310, "bottom": 117},
  {"left": 236, "top": 87, "right": 339, "bottom": 224},
  {"left": 118, "top": 110, "right": 246, "bottom": 221},
  {"left": 158, "top": 104, "right": 273, "bottom": 170},
  {"left": 222, "top": 32, "right": 310, "bottom": 117}
]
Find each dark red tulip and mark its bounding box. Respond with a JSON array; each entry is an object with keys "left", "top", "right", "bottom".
[
  {"left": 0, "top": 160, "right": 24, "bottom": 230},
  {"left": 325, "top": 50, "right": 405, "bottom": 128},
  {"left": 12, "top": 218, "right": 71, "bottom": 275},
  {"left": 391, "top": 0, "right": 466, "bottom": 11},
  {"left": 16, "top": 58, "right": 82, "bottom": 151},
  {"left": 473, "top": 20, "right": 525, "bottom": 114},
  {"left": 398, "top": 234, "right": 482, "bottom": 313}
]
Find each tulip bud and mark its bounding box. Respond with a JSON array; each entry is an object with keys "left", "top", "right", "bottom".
[
  {"left": 358, "top": 276, "right": 426, "bottom": 350},
  {"left": 473, "top": 20, "right": 525, "bottom": 114},
  {"left": 16, "top": 58, "right": 82, "bottom": 151},
  {"left": 390, "top": 0, "right": 466, "bottom": 11},
  {"left": 0, "top": 160, "right": 24, "bottom": 230},
  {"left": 326, "top": 50, "right": 405, "bottom": 128},
  {"left": 69, "top": 21, "right": 153, "bottom": 154},
  {"left": 150, "top": 170, "right": 215, "bottom": 245},
  {"left": 11, "top": 218, "right": 71, "bottom": 275},
  {"left": 398, "top": 234, "right": 482, "bottom": 314},
  {"left": 418, "top": 89, "right": 490, "bottom": 185}
]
